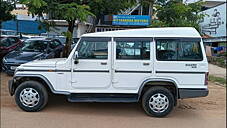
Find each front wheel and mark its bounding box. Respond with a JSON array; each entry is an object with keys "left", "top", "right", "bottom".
[
  {"left": 15, "top": 81, "right": 48, "bottom": 112},
  {"left": 142, "top": 86, "right": 174, "bottom": 117}
]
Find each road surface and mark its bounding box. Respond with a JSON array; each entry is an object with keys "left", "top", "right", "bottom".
[{"left": 1, "top": 73, "right": 226, "bottom": 128}]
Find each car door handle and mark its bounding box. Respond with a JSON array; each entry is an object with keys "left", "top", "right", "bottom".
[
  {"left": 101, "top": 62, "right": 107, "bottom": 65},
  {"left": 143, "top": 62, "right": 150, "bottom": 66}
]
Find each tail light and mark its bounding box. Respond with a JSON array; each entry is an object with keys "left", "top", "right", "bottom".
[
  {"left": 0, "top": 47, "right": 7, "bottom": 50},
  {"left": 205, "top": 72, "right": 209, "bottom": 85}
]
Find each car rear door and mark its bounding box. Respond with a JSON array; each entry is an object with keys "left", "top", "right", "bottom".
[{"left": 154, "top": 38, "right": 207, "bottom": 88}]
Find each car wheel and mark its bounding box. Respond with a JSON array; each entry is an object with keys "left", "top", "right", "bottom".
[
  {"left": 142, "top": 86, "right": 174, "bottom": 117},
  {"left": 15, "top": 81, "right": 48, "bottom": 112}
]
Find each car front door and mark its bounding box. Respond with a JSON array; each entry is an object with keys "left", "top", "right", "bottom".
[
  {"left": 112, "top": 37, "right": 153, "bottom": 90},
  {"left": 71, "top": 37, "right": 112, "bottom": 89}
]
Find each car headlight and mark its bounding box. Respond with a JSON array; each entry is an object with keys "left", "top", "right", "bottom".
[
  {"left": 14, "top": 68, "right": 18, "bottom": 74},
  {"left": 2, "top": 57, "right": 7, "bottom": 63}
]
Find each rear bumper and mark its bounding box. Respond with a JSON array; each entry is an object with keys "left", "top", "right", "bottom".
[{"left": 178, "top": 88, "right": 209, "bottom": 99}]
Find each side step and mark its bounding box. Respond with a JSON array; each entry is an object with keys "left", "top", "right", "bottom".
[{"left": 67, "top": 93, "right": 138, "bottom": 103}]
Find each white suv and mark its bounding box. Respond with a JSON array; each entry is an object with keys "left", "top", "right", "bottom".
[{"left": 9, "top": 27, "right": 209, "bottom": 117}]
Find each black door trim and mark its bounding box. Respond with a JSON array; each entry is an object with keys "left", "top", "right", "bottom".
[
  {"left": 115, "top": 70, "right": 152, "bottom": 73},
  {"left": 73, "top": 70, "right": 109, "bottom": 73},
  {"left": 156, "top": 71, "right": 205, "bottom": 74}
]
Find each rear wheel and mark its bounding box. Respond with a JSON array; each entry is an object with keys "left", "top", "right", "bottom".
[
  {"left": 142, "top": 86, "right": 174, "bottom": 117},
  {"left": 15, "top": 81, "right": 48, "bottom": 112}
]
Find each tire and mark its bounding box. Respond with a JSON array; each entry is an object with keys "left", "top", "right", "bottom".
[
  {"left": 142, "top": 86, "right": 174, "bottom": 117},
  {"left": 15, "top": 81, "right": 48, "bottom": 112}
]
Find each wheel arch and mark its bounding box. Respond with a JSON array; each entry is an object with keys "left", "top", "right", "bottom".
[
  {"left": 138, "top": 78, "right": 179, "bottom": 103},
  {"left": 11, "top": 74, "right": 69, "bottom": 96}
]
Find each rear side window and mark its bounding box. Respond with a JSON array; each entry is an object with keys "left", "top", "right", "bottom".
[{"left": 156, "top": 39, "right": 203, "bottom": 61}]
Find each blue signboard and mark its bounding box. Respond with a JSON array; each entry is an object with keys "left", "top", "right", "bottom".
[
  {"left": 2, "top": 20, "right": 46, "bottom": 34},
  {"left": 112, "top": 15, "right": 150, "bottom": 26}
]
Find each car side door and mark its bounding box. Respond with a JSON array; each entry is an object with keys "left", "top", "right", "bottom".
[
  {"left": 71, "top": 37, "right": 112, "bottom": 89},
  {"left": 112, "top": 37, "right": 153, "bottom": 90},
  {"left": 7, "top": 37, "right": 20, "bottom": 51}
]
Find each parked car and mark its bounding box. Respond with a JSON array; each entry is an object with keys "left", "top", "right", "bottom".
[
  {"left": 51, "top": 36, "right": 78, "bottom": 50},
  {"left": 2, "top": 38, "right": 64, "bottom": 75},
  {"left": 8, "top": 28, "right": 209, "bottom": 117},
  {"left": 0, "top": 29, "right": 17, "bottom": 36},
  {"left": 19, "top": 34, "right": 46, "bottom": 42},
  {"left": 0, "top": 36, "right": 22, "bottom": 71}
]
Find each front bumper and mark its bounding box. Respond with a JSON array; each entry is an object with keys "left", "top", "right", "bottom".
[
  {"left": 178, "top": 88, "right": 209, "bottom": 99},
  {"left": 8, "top": 79, "right": 15, "bottom": 96},
  {"left": 2, "top": 63, "right": 20, "bottom": 75}
]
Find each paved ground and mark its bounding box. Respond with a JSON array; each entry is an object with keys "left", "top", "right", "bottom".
[
  {"left": 1, "top": 72, "right": 226, "bottom": 128},
  {"left": 209, "top": 63, "right": 226, "bottom": 78}
]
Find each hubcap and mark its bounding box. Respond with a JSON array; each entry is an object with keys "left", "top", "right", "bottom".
[
  {"left": 19, "top": 88, "right": 40, "bottom": 107},
  {"left": 149, "top": 93, "right": 169, "bottom": 113}
]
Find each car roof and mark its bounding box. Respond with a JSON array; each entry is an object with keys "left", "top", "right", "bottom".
[
  {"left": 82, "top": 27, "right": 201, "bottom": 38},
  {"left": 0, "top": 35, "right": 19, "bottom": 38},
  {"left": 25, "top": 37, "right": 55, "bottom": 42}
]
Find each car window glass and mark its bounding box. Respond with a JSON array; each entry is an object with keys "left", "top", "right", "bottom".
[
  {"left": 156, "top": 39, "right": 203, "bottom": 61},
  {"left": 49, "top": 40, "right": 60, "bottom": 49},
  {"left": 8, "top": 38, "right": 17, "bottom": 44},
  {"left": 21, "top": 40, "right": 48, "bottom": 52},
  {"left": 77, "top": 41, "right": 108, "bottom": 59},
  {"left": 0, "top": 38, "right": 10, "bottom": 47},
  {"left": 0, "top": 37, "right": 17, "bottom": 47},
  {"left": 116, "top": 41, "right": 150, "bottom": 60}
]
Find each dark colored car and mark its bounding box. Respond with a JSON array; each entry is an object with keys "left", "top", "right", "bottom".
[
  {"left": 0, "top": 36, "right": 22, "bottom": 71},
  {"left": 2, "top": 38, "right": 64, "bottom": 75}
]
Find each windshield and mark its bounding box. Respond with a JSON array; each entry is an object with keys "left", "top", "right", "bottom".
[
  {"left": 1, "top": 31, "right": 17, "bottom": 36},
  {"left": 21, "top": 40, "right": 48, "bottom": 52},
  {"left": 0, "top": 37, "right": 17, "bottom": 47}
]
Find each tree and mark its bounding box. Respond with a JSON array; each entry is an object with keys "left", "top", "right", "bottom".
[
  {"left": 87, "top": 0, "right": 136, "bottom": 24},
  {"left": 0, "top": 1, "right": 15, "bottom": 28},
  {"left": 56, "top": 3, "right": 94, "bottom": 57},
  {"left": 151, "top": 0, "right": 205, "bottom": 31},
  {"left": 140, "top": 0, "right": 155, "bottom": 19},
  {"left": 21, "top": 0, "right": 93, "bottom": 56},
  {"left": 22, "top": 0, "right": 137, "bottom": 56}
]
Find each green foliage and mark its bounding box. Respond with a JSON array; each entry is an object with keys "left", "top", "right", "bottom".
[
  {"left": 152, "top": 0, "right": 205, "bottom": 31},
  {"left": 209, "top": 75, "right": 226, "bottom": 86},
  {"left": 62, "top": 31, "right": 72, "bottom": 40},
  {"left": 0, "top": 1, "right": 15, "bottom": 25},
  {"left": 207, "top": 56, "right": 226, "bottom": 68},
  {"left": 20, "top": 0, "right": 47, "bottom": 17},
  {"left": 21, "top": 0, "right": 137, "bottom": 56},
  {"left": 56, "top": 3, "right": 94, "bottom": 22}
]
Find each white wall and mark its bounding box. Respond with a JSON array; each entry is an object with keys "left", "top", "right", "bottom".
[{"left": 199, "top": 3, "right": 226, "bottom": 37}]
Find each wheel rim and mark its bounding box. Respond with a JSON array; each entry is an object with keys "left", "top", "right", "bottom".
[
  {"left": 148, "top": 93, "right": 169, "bottom": 113},
  {"left": 19, "top": 88, "right": 40, "bottom": 107}
]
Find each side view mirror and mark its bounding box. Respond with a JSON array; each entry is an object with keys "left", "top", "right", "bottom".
[{"left": 73, "top": 51, "right": 79, "bottom": 64}]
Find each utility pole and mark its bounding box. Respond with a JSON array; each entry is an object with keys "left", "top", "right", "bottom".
[{"left": 16, "top": 13, "right": 19, "bottom": 35}]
